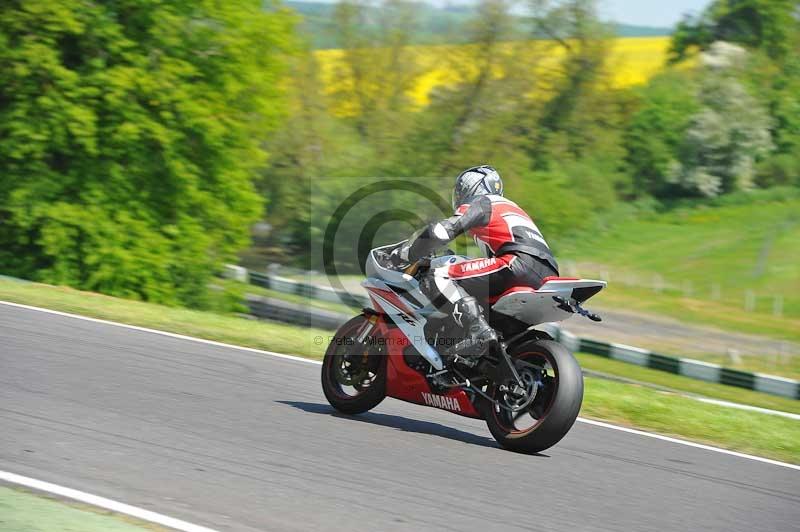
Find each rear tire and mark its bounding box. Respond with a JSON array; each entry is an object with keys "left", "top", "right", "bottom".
[
  {"left": 483, "top": 340, "right": 583, "bottom": 454},
  {"left": 321, "top": 315, "right": 386, "bottom": 415}
]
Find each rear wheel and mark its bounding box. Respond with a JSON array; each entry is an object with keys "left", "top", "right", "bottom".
[
  {"left": 482, "top": 339, "right": 583, "bottom": 454},
  {"left": 321, "top": 315, "right": 386, "bottom": 415}
]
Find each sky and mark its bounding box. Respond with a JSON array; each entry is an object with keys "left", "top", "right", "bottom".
[
  {"left": 423, "top": 0, "right": 713, "bottom": 28},
  {"left": 294, "top": 0, "right": 714, "bottom": 29},
  {"left": 599, "top": 0, "right": 711, "bottom": 27}
]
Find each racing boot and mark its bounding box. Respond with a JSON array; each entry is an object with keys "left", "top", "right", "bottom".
[{"left": 446, "top": 296, "right": 498, "bottom": 365}]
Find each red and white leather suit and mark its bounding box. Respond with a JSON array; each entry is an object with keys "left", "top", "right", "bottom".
[{"left": 405, "top": 194, "right": 559, "bottom": 306}]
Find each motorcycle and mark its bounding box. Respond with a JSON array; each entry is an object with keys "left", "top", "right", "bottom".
[{"left": 321, "top": 240, "right": 605, "bottom": 453}]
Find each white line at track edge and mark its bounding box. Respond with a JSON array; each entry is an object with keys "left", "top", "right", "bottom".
[
  {"left": 2, "top": 299, "right": 798, "bottom": 472},
  {"left": 0, "top": 471, "right": 219, "bottom": 532},
  {"left": 574, "top": 418, "right": 799, "bottom": 470},
  {"left": 0, "top": 300, "right": 318, "bottom": 365}
]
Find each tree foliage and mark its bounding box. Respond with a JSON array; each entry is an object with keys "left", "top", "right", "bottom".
[
  {"left": 668, "top": 68, "right": 773, "bottom": 197},
  {"left": 259, "top": 0, "right": 799, "bottom": 271},
  {"left": 0, "top": 0, "right": 294, "bottom": 305},
  {"left": 624, "top": 71, "right": 700, "bottom": 197},
  {"left": 259, "top": 0, "right": 634, "bottom": 269},
  {"left": 670, "top": 0, "right": 800, "bottom": 62},
  {"left": 627, "top": 0, "right": 800, "bottom": 199}
]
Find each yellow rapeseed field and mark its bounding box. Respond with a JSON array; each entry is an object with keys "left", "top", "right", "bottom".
[{"left": 314, "top": 36, "right": 671, "bottom": 115}]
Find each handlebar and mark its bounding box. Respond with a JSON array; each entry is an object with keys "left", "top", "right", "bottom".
[
  {"left": 403, "top": 256, "right": 432, "bottom": 277},
  {"left": 403, "top": 261, "right": 421, "bottom": 276}
]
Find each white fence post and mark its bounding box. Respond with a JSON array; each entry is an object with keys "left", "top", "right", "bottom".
[
  {"left": 222, "top": 264, "right": 249, "bottom": 283},
  {"left": 773, "top": 295, "right": 783, "bottom": 317},
  {"left": 744, "top": 290, "right": 755, "bottom": 312},
  {"left": 682, "top": 281, "right": 693, "bottom": 298},
  {"left": 652, "top": 274, "right": 663, "bottom": 293},
  {"left": 711, "top": 283, "right": 721, "bottom": 300}
]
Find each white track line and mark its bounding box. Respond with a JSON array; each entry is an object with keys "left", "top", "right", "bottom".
[
  {"left": 692, "top": 396, "right": 800, "bottom": 421},
  {"left": 0, "top": 471, "right": 218, "bottom": 532},
  {"left": 575, "top": 418, "right": 800, "bottom": 471},
  {"left": 0, "top": 300, "right": 318, "bottom": 366},
  {"left": 2, "top": 300, "right": 799, "bottom": 473}
]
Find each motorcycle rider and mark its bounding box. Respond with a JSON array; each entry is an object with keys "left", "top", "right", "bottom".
[{"left": 393, "top": 165, "right": 559, "bottom": 363}]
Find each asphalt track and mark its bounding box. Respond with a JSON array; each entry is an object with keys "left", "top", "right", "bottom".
[{"left": 1, "top": 304, "right": 798, "bottom": 532}]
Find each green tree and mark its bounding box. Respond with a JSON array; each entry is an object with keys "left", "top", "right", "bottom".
[
  {"left": 746, "top": 50, "right": 800, "bottom": 173},
  {"left": 0, "top": 0, "right": 294, "bottom": 305},
  {"left": 670, "top": 0, "right": 800, "bottom": 62},
  {"left": 259, "top": 44, "right": 382, "bottom": 266},
  {"left": 624, "top": 71, "right": 700, "bottom": 197},
  {"left": 669, "top": 44, "right": 773, "bottom": 197},
  {"left": 668, "top": 1, "right": 800, "bottom": 193},
  {"left": 396, "top": 0, "right": 530, "bottom": 177},
  {"left": 329, "top": 0, "right": 420, "bottom": 151},
  {"left": 260, "top": 0, "right": 424, "bottom": 267},
  {"left": 526, "top": 0, "right": 619, "bottom": 167}
]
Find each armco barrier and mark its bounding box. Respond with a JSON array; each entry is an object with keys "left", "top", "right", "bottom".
[
  {"left": 245, "top": 295, "right": 349, "bottom": 330},
  {"left": 240, "top": 269, "right": 800, "bottom": 400},
  {"left": 545, "top": 327, "right": 799, "bottom": 399},
  {"left": 249, "top": 271, "right": 370, "bottom": 308}
]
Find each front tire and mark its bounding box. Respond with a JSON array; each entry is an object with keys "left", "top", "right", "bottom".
[
  {"left": 321, "top": 315, "right": 387, "bottom": 415},
  {"left": 483, "top": 340, "right": 583, "bottom": 454}
]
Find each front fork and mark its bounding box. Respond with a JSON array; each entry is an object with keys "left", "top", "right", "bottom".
[
  {"left": 355, "top": 312, "right": 378, "bottom": 344},
  {"left": 351, "top": 312, "right": 381, "bottom": 367}
]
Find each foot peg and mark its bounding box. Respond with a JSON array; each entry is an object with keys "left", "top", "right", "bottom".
[
  {"left": 449, "top": 332, "right": 498, "bottom": 365},
  {"left": 553, "top": 296, "right": 602, "bottom": 322}
]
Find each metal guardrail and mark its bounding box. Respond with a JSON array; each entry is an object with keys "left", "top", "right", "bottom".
[
  {"left": 550, "top": 328, "right": 800, "bottom": 400},
  {"left": 233, "top": 268, "right": 800, "bottom": 400},
  {"left": 248, "top": 271, "right": 370, "bottom": 308},
  {"left": 245, "top": 295, "right": 349, "bottom": 330}
]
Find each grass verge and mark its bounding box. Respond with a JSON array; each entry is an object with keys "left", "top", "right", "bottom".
[
  {"left": 582, "top": 377, "right": 799, "bottom": 464},
  {"left": 0, "top": 278, "right": 797, "bottom": 463},
  {"left": 0, "top": 278, "right": 328, "bottom": 359},
  {"left": 559, "top": 189, "right": 800, "bottom": 344},
  {"left": 577, "top": 352, "right": 800, "bottom": 415},
  {"left": 0, "top": 486, "right": 165, "bottom": 532}
]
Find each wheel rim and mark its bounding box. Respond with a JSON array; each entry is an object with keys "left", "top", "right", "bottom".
[
  {"left": 326, "top": 320, "right": 382, "bottom": 400},
  {"left": 491, "top": 349, "right": 559, "bottom": 434}
]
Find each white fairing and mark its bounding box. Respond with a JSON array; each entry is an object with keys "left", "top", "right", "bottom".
[
  {"left": 363, "top": 278, "right": 445, "bottom": 370},
  {"left": 490, "top": 279, "right": 607, "bottom": 324},
  {"left": 363, "top": 244, "right": 448, "bottom": 370}
]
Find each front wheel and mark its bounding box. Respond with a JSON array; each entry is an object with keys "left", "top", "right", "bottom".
[
  {"left": 321, "top": 315, "right": 387, "bottom": 415},
  {"left": 482, "top": 339, "right": 583, "bottom": 454}
]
